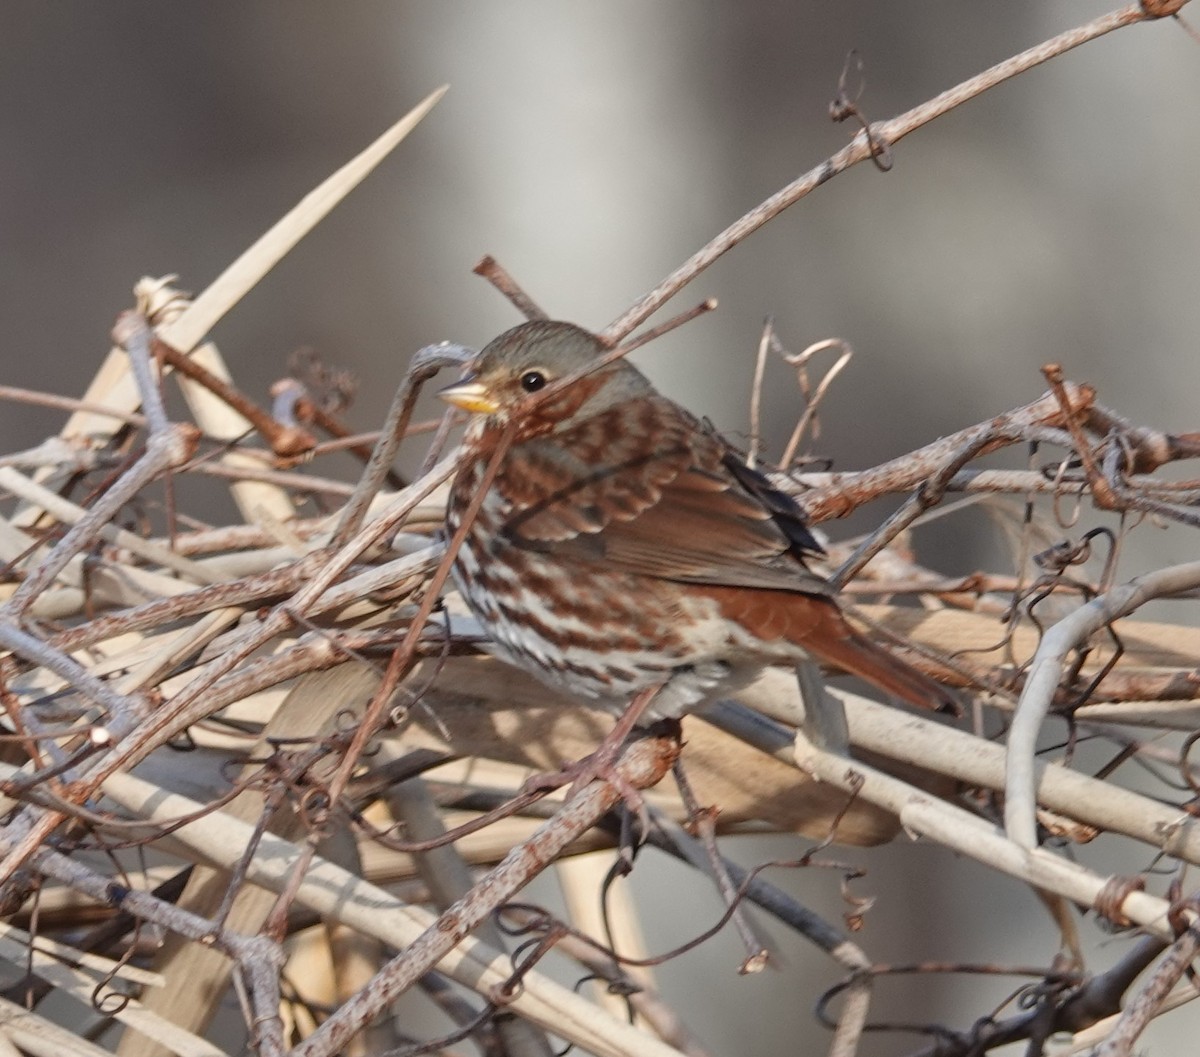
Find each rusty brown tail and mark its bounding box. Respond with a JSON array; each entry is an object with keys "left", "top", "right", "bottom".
[
  {"left": 697, "top": 585, "right": 960, "bottom": 715},
  {"left": 807, "top": 620, "right": 961, "bottom": 716}
]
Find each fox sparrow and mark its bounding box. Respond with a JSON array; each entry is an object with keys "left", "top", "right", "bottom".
[{"left": 440, "top": 320, "right": 956, "bottom": 724}]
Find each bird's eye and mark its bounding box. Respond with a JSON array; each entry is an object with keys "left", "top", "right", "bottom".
[{"left": 519, "top": 370, "right": 547, "bottom": 393}]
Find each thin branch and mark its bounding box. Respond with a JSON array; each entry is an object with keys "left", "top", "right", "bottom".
[
  {"left": 601, "top": 3, "right": 1175, "bottom": 343},
  {"left": 798, "top": 384, "right": 1094, "bottom": 524},
  {"left": 1084, "top": 910, "right": 1200, "bottom": 1056},
  {"left": 473, "top": 255, "right": 549, "bottom": 321}
]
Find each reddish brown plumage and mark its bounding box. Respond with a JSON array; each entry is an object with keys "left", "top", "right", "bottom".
[
  {"left": 442, "top": 319, "right": 957, "bottom": 720},
  {"left": 693, "top": 586, "right": 954, "bottom": 712}
]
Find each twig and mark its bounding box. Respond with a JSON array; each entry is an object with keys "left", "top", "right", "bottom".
[
  {"left": 0, "top": 465, "right": 220, "bottom": 584},
  {"left": 600, "top": 3, "right": 1178, "bottom": 343},
  {"left": 154, "top": 339, "right": 317, "bottom": 458},
  {"left": 746, "top": 319, "right": 773, "bottom": 468},
  {"left": 778, "top": 338, "right": 853, "bottom": 469},
  {"left": 796, "top": 467, "right": 1092, "bottom": 501},
  {"left": 281, "top": 417, "right": 529, "bottom": 943},
  {"left": 701, "top": 699, "right": 1180, "bottom": 939},
  {"left": 613, "top": 299, "right": 718, "bottom": 354},
  {"left": 1084, "top": 907, "right": 1200, "bottom": 1056},
  {"left": 1054, "top": 986, "right": 1198, "bottom": 1056},
  {"left": 839, "top": 693, "right": 1200, "bottom": 865},
  {"left": 889, "top": 936, "right": 1166, "bottom": 1057},
  {"left": 385, "top": 775, "right": 555, "bottom": 1057},
  {"left": 497, "top": 906, "right": 714, "bottom": 1057},
  {"left": 665, "top": 760, "right": 771, "bottom": 974},
  {"left": 811, "top": 753, "right": 1176, "bottom": 937},
  {"left": 95, "top": 760, "right": 690, "bottom": 1057},
  {"left": 1084, "top": 401, "right": 1200, "bottom": 474},
  {"left": 0, "top": 461, "right": 454, "bottom": 886},
  {"left": 31, "top": 844, "right": 285, "bottom": 1001},
  {"left": 3, "top": 317, "right": 200, "bottom": 614},
  {"left": 797, "top": 384, "right": 1094, "bottom": 524},
  {"left": 186, "top": 460, "right": 357, "bottom": 497},
  {"left": 830, "top": 426, "right": 1029, "bottom": 589},
  {"left": 473, "top": 255, "right": 549, "bottom": 321},
  {"left": 0, "top": 385, "right": 147, "bottom": 428},
  {"left": 334, "top": 343, "right": 471, "bottom": 545},
  {"left": 827, "top": 968, "right": 872, "bottom": 1057},
  {"left": 45, "top": 551, "right": 329, "bottom": 654}
]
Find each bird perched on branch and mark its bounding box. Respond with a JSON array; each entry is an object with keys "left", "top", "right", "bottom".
[{"left": 440, "top": 320, "right": 957, "bottom": 730}]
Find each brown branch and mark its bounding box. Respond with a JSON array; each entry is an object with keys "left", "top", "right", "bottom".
[
  {"left": 600, "top": 3, "right": 1177, "bottom": 343},
  {"left": 153, "top": 337, "right": 318, "bottom": 459},
  {"left": 473, "top": 255, "right": 549, "bottom": 321},
  {"left": 798, "top": 382, "right": 1095, "bottom": 523},
  {"left": 1086, "top": 909, "right": 1200, "bottom": 1056}
]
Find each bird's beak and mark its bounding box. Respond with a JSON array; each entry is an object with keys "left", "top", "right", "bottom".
[{"left": 438, "top": 377, "right": 500, "bottom": 415}]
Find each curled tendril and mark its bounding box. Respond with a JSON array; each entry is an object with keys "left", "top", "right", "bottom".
[
  {"left": 375, "top": 1005, "right": 497, "bottom": 1057},
  {"left": 1180, "top": 731, "right": 1200, "bottom": 797},
  {"left": 298, "top": 785, "right": 333, "bottom": 832},
  {"left": 92, "top": 977, "right": 132, "bottom": 1016},
  {"left": 830, "top": 50, "right": 893, "bottom": 171}
]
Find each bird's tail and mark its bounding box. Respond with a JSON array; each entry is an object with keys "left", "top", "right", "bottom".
[
  {"left": 697, "top": 585, "right": 960, "bottom": 715},
  {"left": 806, "top": 619, "right": 961, "bottom": 716}
]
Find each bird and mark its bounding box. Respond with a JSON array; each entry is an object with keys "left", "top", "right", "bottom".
[{"left": 439, "top": 319, "right": 958, "bottom": 732}]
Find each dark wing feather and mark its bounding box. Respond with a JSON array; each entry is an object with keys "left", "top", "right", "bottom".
[
  {"left": 720, "top": 450, "right": 825, "bottom": 561},
  {"left": 497, "top": 396, "right": 831, "bottom": 595}
]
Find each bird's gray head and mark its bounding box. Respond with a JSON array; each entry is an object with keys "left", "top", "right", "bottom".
[{"left": 438, "top": 320, "right": 652, "bottom": 434}]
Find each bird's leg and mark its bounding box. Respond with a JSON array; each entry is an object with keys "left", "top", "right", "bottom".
[
  {"left": 521, "top": 686, "right": 665, "bottom": 810},
  {"left": 794, "top": 660, "right": 850, "bottom": 754}
]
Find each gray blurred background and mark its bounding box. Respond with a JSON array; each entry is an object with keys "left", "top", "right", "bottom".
[{"left": 3, "top": 3, "right": 1198, "bottom": 1054}]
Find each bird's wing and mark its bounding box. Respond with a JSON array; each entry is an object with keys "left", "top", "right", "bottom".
[{"left": 496, "top": 396, "right": 831, "bottom": 595}]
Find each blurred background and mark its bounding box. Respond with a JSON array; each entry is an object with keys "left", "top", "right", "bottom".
[{"left": 3, "top": 3, "right": 1198, "bottom": 1054}]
